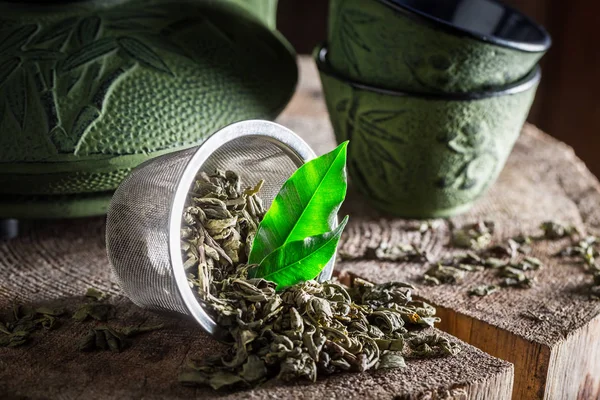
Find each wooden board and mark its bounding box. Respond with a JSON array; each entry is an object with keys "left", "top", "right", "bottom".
[
  {"left": 0, "top": 292, "right": 513, "bottom": 400},
  {"left": 279, "top": 60, "right": 600, "bottom": 399},
  {"left": 0, "top": 58, "right": 515, "bottom": 400}
]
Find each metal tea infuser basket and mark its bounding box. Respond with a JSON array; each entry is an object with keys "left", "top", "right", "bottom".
[{"left": 107, "top": 120, "right": 337, "bottom": 339}]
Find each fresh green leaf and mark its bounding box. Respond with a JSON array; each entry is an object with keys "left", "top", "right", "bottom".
[
  {"left": 248, "top": 142, "right": 348, "bottom": 265},
  {"left": 249, "top": 216, "right": 349, "bottom": 290}
]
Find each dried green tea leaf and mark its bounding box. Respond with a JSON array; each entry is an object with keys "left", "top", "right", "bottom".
[
  {"left": 423, "top": 275, "right": 441, "bottom": 286},
  {"left": 452, "top": 221, "right": 494, "bottom": 250},
  {"left": 277, "top": 352, "right": 318, "bottom": 382},
  {"left": 0, "top": 304, "right": 69, "bottom": 347},
  {"left": 500, "top": 266, "right": 535, "bottom": 288},
  {"left": 455, "top": 264, "right": 484, "bottom": 272},
  {"left": 78, "top": 330, "right": 96, "bottom": 351},
  {"left": 521, "top": 310, "right": 550, "bottom": 322},
  {"left": 424, "top": 264, "right": 466, "bottom": 285},
  {"left": 539, "top": 221, "right": 578, "bottom": 240},
  {"left": 511, "top": 257, "right": 543, "bottom": 271},
  {"left": 468, "top": 285, "right": 499, "bottom": 297},
  {"left": 376, "top": 351, "right": 406, "bottom": 370},
  {"left": 72, "top": 303, "right": 113, "bottom": 322},
  {"left": 484, "top": 257, "right": 508, "bottom": 268},
  {"left": 78, "top": 323, "right": 162, "bottom": 353},
  {"left": 0, "top": 330, "right": 30, "bottom": 348},
  {"left": 85, "top": 287, "right": 108, "bottom": 301},
  {"left": 409, "top": 334, "right": 461, "bottom": 357},
  {"left": 120, "top": 323, "right": 164, "bottom": 337},
  {"left": 374, "top": 243, "right": 428, "bottom": 262},
  {"left": 34, "top": 307, "right": 64, "bottom": 317},
  {"left": 240, "top": 354, "right": 267, "bottom": 383},
  {"left": 415, "top": 220, "right": 443, "bottom": 233},
  {"left": 524, "top": 256, "right": 542, "bottom": 267},
  {"left": 78, "top": 326, "right": 128, "bottom": 352},
  {"left": 208, "top": 371, "right": 248, "bottom": 390}
]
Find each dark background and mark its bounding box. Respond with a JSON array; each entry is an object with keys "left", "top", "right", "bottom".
[{"left": 276, "top": 0, "right": 600, "bottom": 177}]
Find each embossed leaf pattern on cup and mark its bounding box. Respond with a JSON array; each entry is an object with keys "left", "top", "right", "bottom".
[
  {"left": 16, "top": 49, "right": 64, "bottom": 63},
  {"left": 0, "top": 57, "right": 20, "bottom": 88},
  {"left": 437, "top": 122, "right": 498, "bottom": 190},
  {"left": 334, "top": 9, "right": 376, "bottom": 75},
  {"left": 31, "top": 18, "right": 78, "bottom": 45},
  {"left": 59, "top": 38, "right": 119, "bottom": 72},
  {"left": 77, "top": 16, "right": 101, "bottom": 45},
  {"left": 0, "top": 24, "right": 38, "bottom": 54},
  {"left": 0, "top": 8, "right": 186, "bottom": 156},
  {"left": 5, "top": 68, "right": 27, "bottom": 130},
  {"left": 336, "top": 94, "right": 406, "bottom": 203},
  {"left": 117, "top": 36, "right": 173, "bottom": 75},
  {"left": 354, "top": 109, "right": 407, "bottom": 144}
]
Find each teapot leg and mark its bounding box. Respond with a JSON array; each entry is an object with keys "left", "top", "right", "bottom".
[{"left": 0, "top": 219, "right": 19, "bottom": 240}]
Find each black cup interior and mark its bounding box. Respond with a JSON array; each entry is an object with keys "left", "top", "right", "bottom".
[{"left": 384, "top": 0, "right": 551, "bottom": 52}]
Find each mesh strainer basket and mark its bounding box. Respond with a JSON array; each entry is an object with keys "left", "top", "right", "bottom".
[{"left": 106, "top": 120, "right": 337, "bottom": 339}]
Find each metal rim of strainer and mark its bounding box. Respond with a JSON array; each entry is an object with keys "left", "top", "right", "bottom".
[{"left": 168, "top": 120, "right": 338, "bottom": 339}]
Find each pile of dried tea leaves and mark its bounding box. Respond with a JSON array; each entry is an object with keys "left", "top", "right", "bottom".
[
  {"left": 179, "top": 170, "right": 459, "bottom": 390},
  {"left": 181, "top": 169, "right": 265, "bottom": 302},
  {"left": 179, "top": 272, "right": 458, "bottom": 390}
]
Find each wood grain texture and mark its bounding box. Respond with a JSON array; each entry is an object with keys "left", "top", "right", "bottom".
[
  {"left": 0, "top": 295, "right": 513, "bottom": 400},
  {"left": 0, "top": 58, "right": 514, "bottom": 400},
  {"left": 281, "top": 58, "right": 600, "bottom": 399}
]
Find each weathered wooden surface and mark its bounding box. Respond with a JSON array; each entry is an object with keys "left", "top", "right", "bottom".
[
  {"left": 0, "top": 293, "right": 513, "bottom": 400},
  {"left": 0, "top": 58, "right": 515, "bottom": 399},
  {"left": 280, "top": 60, "right": 600, "bottom": 399}
]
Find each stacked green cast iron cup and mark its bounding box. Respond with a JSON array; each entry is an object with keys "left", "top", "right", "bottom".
[{"left": 318, "top": 0, "right": 551, "bottom": 218}]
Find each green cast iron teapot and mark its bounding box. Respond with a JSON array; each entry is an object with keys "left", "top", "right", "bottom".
[{"left": 0, "top": 0, "right": 294, "bottom": 218}]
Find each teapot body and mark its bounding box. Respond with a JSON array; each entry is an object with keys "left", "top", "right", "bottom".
[{"left": 0, "top": 0, "right": 294, "bottom": 218}]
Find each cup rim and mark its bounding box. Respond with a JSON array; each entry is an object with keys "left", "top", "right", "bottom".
[
  {"left": 376, "top": 0, "right": 551, "bottom": 53},
  {"left": 315, "top": 45, "right": 541, "bottom": 100}
]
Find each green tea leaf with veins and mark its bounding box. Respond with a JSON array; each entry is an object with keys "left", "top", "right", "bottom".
[
  {"left": 248, "top": 141, "right": 348, "bottom": 265},
  {"left": 249, "top": 216, "right": 349, "bottom": 290}
]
